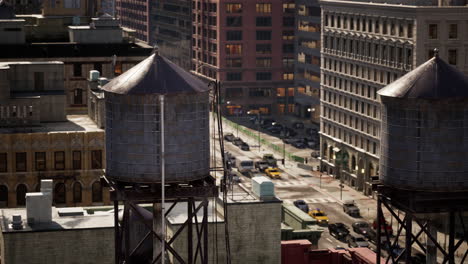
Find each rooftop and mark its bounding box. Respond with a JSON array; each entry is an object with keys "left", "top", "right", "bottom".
[
  {"left": 0, "top": 115, "right": 103, "bottom": 133},
  {"left": 0, "top": 206, "right": 114, "bottom": 233}
]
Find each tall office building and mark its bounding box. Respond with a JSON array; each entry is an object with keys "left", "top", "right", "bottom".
[
  {"left": 319, "top": 0, "right": 468, "bottom": 195},
  {"left": 152, "top": 0, "right": 192, "bottom": 70},
  {"left": 293, "top": 0, "right": 321, "bottom": 123},
  {"left": 192, "top": 0, "right": 296, "bottom": 116},
  {"left": 116, "top": 0, "right": 150, "bottom": 42}
]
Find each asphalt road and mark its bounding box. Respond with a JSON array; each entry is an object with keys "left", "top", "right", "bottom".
[{"left": 210, "top": 117, "right": 368, "bottom": 251}]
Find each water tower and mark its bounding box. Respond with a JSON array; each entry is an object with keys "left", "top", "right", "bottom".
[
  {"left": 375, "top": 51, "right": 468, "bottom": 264},
  {"left": 102, "top": 52, "right": 218, "bottom": 264}
]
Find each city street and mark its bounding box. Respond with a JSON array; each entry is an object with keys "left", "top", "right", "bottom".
[
  {"left": 210, "top": 115, "right": 376, "bottom": 250},
  {"left": 210, "top": 115, "right": 466, "bottom": 262}
]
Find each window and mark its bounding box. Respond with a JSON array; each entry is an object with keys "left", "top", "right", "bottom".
[
  {"left": 249, "top": 87, "right": 272, "bottom": 97},
  {"left": 73, "top": 63, "right": 82, "bottom": 77},
  {"left": 407, "top": 23, "right": 413, "bottom": 38},
  {"left": 256, "top": 58, "right": 271, "bottom": 68},
  {"left": 226, "top": 58, "right": 243, "bottom": 67},
  {"left": 225, "top": 87, "right": 243, "bottom": 98},
  {"left": 448, "top": 24, "right": 458, "bottom": 39},
  {"left": 256, "top": 3, "right": 271, "bottom": 13},
  {"left": 226, "top": 16, "right": 242, "bottom": 27},
  {"left": 93, "top": 63, "right": 102, "bottom": 73},
  {"left": 16, "top": 152, "right": 26, "bottom": 172},
  {"left": 54, "top": 183, "right": 66, "bottom": 204},
  {"left": 64, "top": 0, "right": 80, "bottom": 8},
  {"left": 256, "top": 44, "right": 271, "bottom": 54},
  {"left": 225, "top": 44, "right": 242, "bottom": 55},
  {"left": 256, "top": 16, "right": 272, "bottom": 27},
  {"left": 73, "top": 88, "right": 83, "bottom": 105},
  {"left": 72, "top": 151, "right": 81, "bottom": 170},
  {"left": 283, "top": 3, "right": 295, "bottom": 13},
  {"left": 0, "top": 153, "right": 6, "bottom": 172},
  {"left": 283, "top": 17, "right": 295, "bottom": 27},
  {"left": 114, "top": 61, "right": 122, "bottom": 75},
  {"left": 282, "top": 43, "right": 294, "bottom": 53},
  {"left": 16, "top": 184, "right": 27, "bottom": 206},
  {"left": 428, "top": 24, "right": 437, "bottom": 39},
  {"left": 283, "top": 73, "right": 294, "bottom": 80},
  {"left": 34, "top": 72, "right": 44, "bottom": 91},
  {"left": 283, "top": 57, "right": 294, "bottom": 68},
  {"left": 256, "top": 72, "right": 272, "bottom": 81},
  {"left": 448, "top": 49, "right": 457, "bottom": 65},
  {"left": 282, "top": 30, "right": 294, "bottom": 40},
  {"left": 73, "top": 182, "right": 82, "bottom": 203},
  {"left": 91, "top": 150, "right": 103, "bottom": 169},
  {"left": 54, "top": 151, "right": 65, "bottom": 170},
  {"left": 226, "top": 3, "right": 242, "bottom": 13},
  {"left": 0, "top": 185, "right": 8, "bottom": 207},
  {"left": 35, "top": 152, "right": 46, "bottom": 171},
  {"left": 92, "top": 181, "right": 103, "bottom": 203},
  {"left": 256, "top": 30, "right": 271, "bottom": 40},
  {"left": 226, "top": 30, "right": 242, "bottom": 40},
  {"left": 226, "top": 72, "right": 242, "bottom": 81}
]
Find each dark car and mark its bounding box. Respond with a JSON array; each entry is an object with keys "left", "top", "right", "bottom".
[
  {"left": 269, "top": 127, "right": 282, "bottom": 134},
  {"left": 347, "top": 234, "right": 369, "bottom": 248},
  {"left": 343, "top": 200, "right": 360, "bottom": 217},
  {"left": 352, "top": 221, "right": 373, "bottom": 237},
  {"left": 328, "top": 223, "right": 350, "bottom": 240},
  {"left": 292, "top": 122, "right": 304, "bottom": 129},
  {"left": 233, "top": 138, "right": 243, "bottom": 146},
  {"left": 260, "top": 119, "right": 275, "bottom": 129},
  {"left": 224, "top": 133, "right": 235, "bottom": 142},
  {"left": 292, "top": 140, "right": 307, "bottom": 149},
  {"left": 240, "top": 142, "right": 250, "bottom": 151},
  {"left": 285, "top": 127, "right": 298, "bottom": 137},
  {"left": 306, "top": 128, "right": 319, "bottom": 136},
  {"left": 293, "top": 200, "right": 309, "bottom": 213},
  {"left": 382, "top": 242, "right": 404, "bottom": 258},
  {"left": 255, "top": 161, "right": 269, "bottom": 172},
  {"left": 282, "top": 137, "right": 296, "bottom": 144}
]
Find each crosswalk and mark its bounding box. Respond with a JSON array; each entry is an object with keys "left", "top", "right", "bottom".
[
  {"left": 241, "top": 179, "right": 307, "bottom": 188},
  {"left": 283, "top": 198, "right": 336, "bottom": 204}
]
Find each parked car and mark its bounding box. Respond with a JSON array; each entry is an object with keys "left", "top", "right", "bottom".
[
  {"left": 347, "top": 234, "right": 369, "bottom": 248},
  {"left": 262, "top": 154, "right": 277, "bottom": 167},
  {"left": 309, "top": 209, "right": 329, "bottom": 225},
  {"left": 240, "top": 142, "right": 250, "bottom": 151},
  {"left": 328, "top": 223, "right": 350, "bottom": 240},
  {"left": 223, "top": 172, "right": 242, "bottom": 184},
  {"left": 224, "top": 133, "right": 235, "bottom": 142},
  {"left": 255, "top": 161, "right": 269, "bottom": 172},
  {"left": 260, "top": 119, "right": 275, "bottom": 129},
  {"left": 282, "top": 137, "right": 296, "bottom": 144},
  {"left": 268, "top": 126, "right": 282, "bottom": 134},
  {"left": 285, "top": 127, "right": 297, "bottom": 137},
  {"left": 343, "top": 200, "right": 360, "bottom": 217},
  {"left": 382, "top": 242, "right": 404, "bottom": 258},
  {"left": 292, "top": 122, "right": 304, "bottom": 129},
  {"left": 265, "top": 167, "right": 281, "bottom": 179},
  {"left": 306, "top": 127, "right": 319, "bottom": 136},
  {"left": 293, "top": 200, "right": 309, "bottom": 213},
  {"left": 352, "top": 221, "right": 373, "bottom": 237},
  {"left": 306, "top": 141, "right": 316, "bottom": 149},
  {"left": 292, "top": 140, "right": 307, "bottom": 149},
  {"left": 311, "top": 151, "right": 320, "bottom": 158},
  {"left": 232, "top": 137, "right": 243, "bottom": 146},
  {"left": 247, "top": 169, "right": 264, "bottom": 178}
]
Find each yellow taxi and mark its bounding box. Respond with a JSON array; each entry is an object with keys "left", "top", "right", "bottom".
[
  {"left": 309, "top": 209, "right": 329, "bottom": 225},
  {"left": 265, "top": 167, "right": 281, "bottom": 179}
]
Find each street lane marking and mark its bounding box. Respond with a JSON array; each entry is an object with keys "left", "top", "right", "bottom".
[
  {"left": 326, "top": 238, "right": 333, "bottom": 243},
  {"left": 283, "top": 198, "right": 336, "bottom": 204}
]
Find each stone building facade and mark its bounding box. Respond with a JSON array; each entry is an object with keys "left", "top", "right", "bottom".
[
  {"left": 0, "top": 61, "right": 109, "bottom": 208},
  {"left": 319, "top": 0, "right": 468, "bottom": 195}
]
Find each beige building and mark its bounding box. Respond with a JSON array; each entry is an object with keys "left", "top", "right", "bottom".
[
  {"left": 0, "top": 5, "right": 151, "bottom": 114},
  {"left": 319, "top": 0, "right": 468, "bottom": 195},
  {"left": 0, "top": 61, "right": 109, "bottom": 208}
]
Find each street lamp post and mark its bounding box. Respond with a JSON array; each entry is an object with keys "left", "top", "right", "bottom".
[{"left": 334, "top": 148, "right": 348, "bottom": 200}]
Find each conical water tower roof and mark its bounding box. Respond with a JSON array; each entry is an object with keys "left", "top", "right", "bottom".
[
  {"left": 378, "top": 52, "right": 468, "bottom": 99},
  {"left": 101, "top": 53, "right": 209, "bottom": 95}
]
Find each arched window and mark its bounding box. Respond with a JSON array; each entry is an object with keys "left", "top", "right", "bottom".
[
  {"left": 0, "top": 185, "right": 8, "bottom": 207},
  {"left": 323, "top": 143, "right": 328, "bottom": 158},
  {"left": 16, "top": 184, "right": 27, "bottom": 206},
  {"left": 54, "top": 183, "right": 66, "bottom": 204},
  {"left": 351, "top": 156, "right": 357, "bottom": 172},
  {"left": 369, "top": 163, "right": 375, "bottom": 177},
  {"left": 343, "top": 151, "right": 349, "bottom": 170},
  {"left": 92, "top": 181, "right": 103, "bottom": 203},
  {"left": 73, "top": 88, "right": 83, "bottom": 105},
  {"left": 329, "top": 146, "right": 334, "bottom": 160},
  {"left": 73, "top": 182, "right": 82, "bottom": 203}
]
